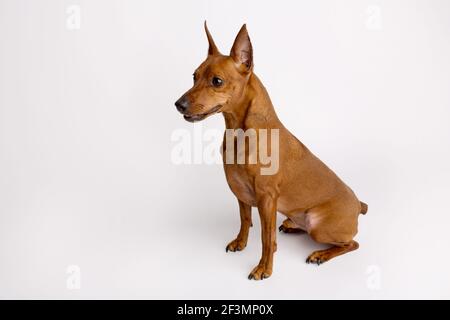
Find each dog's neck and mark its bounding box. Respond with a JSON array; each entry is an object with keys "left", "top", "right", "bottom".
[{"left": 222, "top": 73, "right": 281, "bottom": 130}]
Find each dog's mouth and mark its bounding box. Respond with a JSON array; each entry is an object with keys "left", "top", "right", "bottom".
[{"left": 183, "top": 105, "right": 222, "bottom": 123}]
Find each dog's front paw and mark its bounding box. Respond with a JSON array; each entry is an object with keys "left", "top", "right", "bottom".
[
  {"left": 226, "top": 238, "right": 247, "bottom": 252},
  {"left": 248, "top": 264, "right": 272, "bottom": 280}
]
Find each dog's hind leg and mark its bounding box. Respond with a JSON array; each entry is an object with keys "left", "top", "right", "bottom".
[
  {"left": 306, "top": 241, "right": 359, "bottom": 265},
  {"left": 305, "top": 201, "right": 360, "bottom": 265}
]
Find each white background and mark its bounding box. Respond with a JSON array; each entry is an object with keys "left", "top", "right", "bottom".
[{"left": 1, "top": 0, "right": 450, "bottom": 299}]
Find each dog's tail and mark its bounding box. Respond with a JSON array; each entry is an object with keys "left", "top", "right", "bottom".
[{"left": 360, "top": 201, "right": 368, "bottom": 215}]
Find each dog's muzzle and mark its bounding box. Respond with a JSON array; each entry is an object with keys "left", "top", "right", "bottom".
[{"left": 182, "top": 105, "right": 222, "bottom": 122}]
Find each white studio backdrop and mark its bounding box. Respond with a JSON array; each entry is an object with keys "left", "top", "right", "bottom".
[{"left": 0, "top": 0, "right": 449, "bottom": 299}]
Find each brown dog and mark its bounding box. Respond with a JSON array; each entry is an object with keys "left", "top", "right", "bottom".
[{"left": 175, "top": 23, "right": 368, "bottom": 280}]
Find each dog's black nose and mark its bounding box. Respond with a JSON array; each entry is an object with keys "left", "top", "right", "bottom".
[{"left": 175, "top": 96, "right": 190, "bottom": 113}]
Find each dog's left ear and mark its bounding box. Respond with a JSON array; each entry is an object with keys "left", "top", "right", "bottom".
[{"left": 230, "top": 24, "right": 253, "bottom": 72}]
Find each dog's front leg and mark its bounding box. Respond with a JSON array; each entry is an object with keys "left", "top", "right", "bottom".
[
  {"left": 226, "top": 200, "right": 252, "bottom": 252},
  {"left": 248, "top": 195, "right": 277, "bottom": 280}
]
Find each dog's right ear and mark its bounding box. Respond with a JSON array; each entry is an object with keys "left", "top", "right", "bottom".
[{"left": 204, "top": 21, "right": 220, "bottom": 56}]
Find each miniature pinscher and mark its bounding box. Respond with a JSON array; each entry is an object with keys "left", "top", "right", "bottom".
[{"left": 175, "top": 23, "right": 368, "bottom": 280}]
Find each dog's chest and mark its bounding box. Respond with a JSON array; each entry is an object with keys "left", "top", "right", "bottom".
[{"left": 223, "top": 164, "right": 256, "bottom": 206}]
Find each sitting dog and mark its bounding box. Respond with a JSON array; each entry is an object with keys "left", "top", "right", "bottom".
[{"left": 175, "top": 22, "right": 368, "bottom": 280}]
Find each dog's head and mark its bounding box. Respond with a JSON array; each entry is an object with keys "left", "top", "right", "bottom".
[{"left": 175, "top": 22, "right": 253, "bottom": 122}]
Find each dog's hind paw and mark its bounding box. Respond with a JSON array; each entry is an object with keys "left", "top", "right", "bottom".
[
  {"left": 305, "top": 251, "right": 328, "bottom": 265},
  {"left": 278, "top": 224, "right": 304, "bottom": 233},
  {"left": 279, "top": 219, "right": 304, "bottom": 234},
  {"left": 226, "top": 238, "right": 247, "bottom": 252}
]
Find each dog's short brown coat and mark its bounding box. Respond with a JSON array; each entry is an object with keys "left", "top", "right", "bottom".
[{"left": 175, "top": 23, "right": 367, "bottom": 280}]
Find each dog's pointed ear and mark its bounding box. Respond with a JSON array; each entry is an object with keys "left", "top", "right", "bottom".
[
  {"left": 230, "top": 24, "right": 253, "bottom": 72},
  {"left": 204, "top": 21, "right": 220, "bottom": 56}
]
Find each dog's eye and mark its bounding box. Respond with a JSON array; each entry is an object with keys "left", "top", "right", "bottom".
[{"left": 212, "top": 77, "right": 223, "bottom": 87}]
